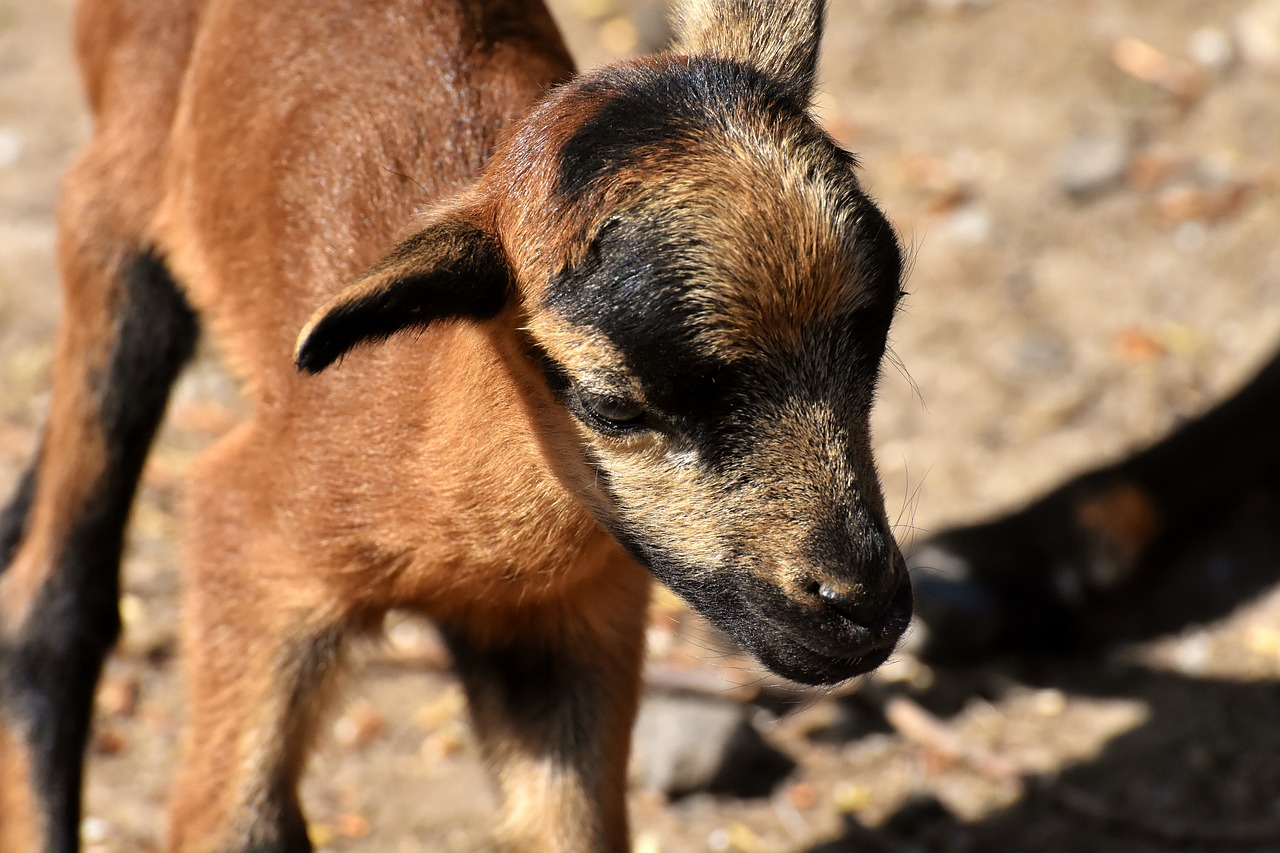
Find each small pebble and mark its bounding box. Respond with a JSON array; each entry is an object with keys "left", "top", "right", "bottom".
[
  {"left": 334, "top": 812, "right": 371, "bottom": 839},
  {"left": 1155, "top": 182, "right": 1250, "bottom": 225},
  {"left": 416, "top": 685, "right": 465, "bottom": 731},
  {"left": 421, "top": 722, "right": 469, "bottom": 760},
  {"left": 1175, "top": 632, "right": 1212, "bottom": 675},
  {"left": 80, "top": 816, "right": 111, "bottom": 845},
  {"left": 834, "top": 782, "right": 873, "bottom": 814},
  {"left": 1112, "top": 37, "right": 1206, "bottom": 101},
  {"left": 1057, "top": 131, "right": 1131, "bottom": 199},
  {"left": 786, "top": 781, "right": 819, "bottom": 810},
  {"left": 1113, "top": 328, "right": 1166, "bottom": 362},
  {"left": 0, "top": 129, "right": 22, "bottom": 168},
  {"left": 1031, "top": 688, "right": 1068, "bottom": 717},
  {"left": 1188, "top": 27, "right": 1236, "bottom": 71},
  {"left": 1174, "top": 221, "right": 1206, "bottom": 252},
  {"left": 1237, "top": 0, "right": 1280, "bottom": 69},
  {"left": 97, "top": 674, "right": 140, "bottom": 717},
  {"left": 93, "top": 727, "right": 127, "bottom": 756},
  {"left": 944, "top": 204, "right": 993, "bottom": 245},
  {"left": 333, "top": 704, "right": 384, "bottom": 748}
]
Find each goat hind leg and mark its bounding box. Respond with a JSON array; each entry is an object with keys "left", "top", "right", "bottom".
[
  {"left": 0, "top": 165, "right": 198, "bottom": 851},
  {"left": 911, "top": 348, "right": 1280, "bottom": 660}
]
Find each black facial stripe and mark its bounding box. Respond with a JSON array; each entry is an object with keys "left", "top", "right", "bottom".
[
  {"left": 531, "top": 311, "right": 891, "bottom": 476},
  {"left": 544, "top": 215, "right": 733, "bottom": 416},
  {"left": 846, "top": 198, "right": 905, "bottom": 332}
]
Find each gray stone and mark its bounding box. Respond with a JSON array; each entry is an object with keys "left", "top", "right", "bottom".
[
  {"left": 1056, "top": 130, "right": 1132, "bottom": 200},
  {"left": 630, "top": 693, "right": 794, "bottom": 799}
]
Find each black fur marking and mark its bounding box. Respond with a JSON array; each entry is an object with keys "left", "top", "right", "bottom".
[
  {"left": 556, "top": 58, "right": 804, "bottom": 203},
  {"left": 0, "top": 250, "right": 198, "bottom": 852},
  {"left": 295, "top": 222, "right": 510, "bottom": 374},
  {"left": 544, "top": 213, "right": 734, "bottom": 414},
  {"left": 234, "top": 631, "right": 342, "bottom": 853},
  {"left": 443, "top": 630, "right": 604, "bottom": 770},
  {"left": 544, "top": 207, "right": 896, "bottom": 470}
]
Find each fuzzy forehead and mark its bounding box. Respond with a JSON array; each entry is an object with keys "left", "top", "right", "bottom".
[{"left": 537, "top": 57, "right": 902, "bottom": 386}]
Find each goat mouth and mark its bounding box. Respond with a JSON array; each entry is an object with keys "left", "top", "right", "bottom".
[
  {"left": 634, "top": 541, "right": 914, "bottom": 685},
  {"left": 739, "top": 576, "right": 914, "bottom": 685}
]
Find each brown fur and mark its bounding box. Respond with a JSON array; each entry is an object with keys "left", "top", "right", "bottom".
[
  {"left": 1074, "top": 482, "right": 1163, "bottom": 589},
  {"left": 0, "top": 727, "right": 39, "bottom": 852},
  {"left": 1, "top": 0, "right": 912, "bottom": 850}
]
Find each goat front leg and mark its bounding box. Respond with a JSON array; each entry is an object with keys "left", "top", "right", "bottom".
[
  {"left": 166, "top": 584, "right": 347, "bottom": 853},
  {"left": 166, "top": 438, "right": 351, "bottom": 853},
  {"left": 443, "top": 568, "right": 650, "bottom": 853}
]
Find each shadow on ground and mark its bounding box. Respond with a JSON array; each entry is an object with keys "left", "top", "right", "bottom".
[{"left": 811, "top": 490, "right": 1280, "bottom": 852}]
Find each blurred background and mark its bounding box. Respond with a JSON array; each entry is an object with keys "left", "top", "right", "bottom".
[{"left": 2, "top": 0, "right": 1279, "bottom": 850}]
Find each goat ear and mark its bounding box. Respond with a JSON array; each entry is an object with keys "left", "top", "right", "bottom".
[
  {"left": 672, "top": 0, "right": 825, "bottom": 103},
  {"left": 295, "top": 217, "right": 511, "bottom": 374}
]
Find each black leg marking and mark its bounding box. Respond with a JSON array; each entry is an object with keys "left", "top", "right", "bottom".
[
  {"left": 0, "top": 464, "right": 38, "bottom": 572},
  {"left": 0, "top": 250, "right": 198, "bottom": 853},
  {"left": 445, "top": 631, "right": 605, "bottom": 766}
]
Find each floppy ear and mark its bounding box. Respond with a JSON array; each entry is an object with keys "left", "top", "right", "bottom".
[
  {"left": 295, "top": 215, "right": 511, "bottom": 374},
  {"left": 672, "top": 0, "right": 825, "bottom": 103}
]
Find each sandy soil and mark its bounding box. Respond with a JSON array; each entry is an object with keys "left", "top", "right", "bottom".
[{"left": 2, "top": 0, "right": 1280, "bottom": 850}]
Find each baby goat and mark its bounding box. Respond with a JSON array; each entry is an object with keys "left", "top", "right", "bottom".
[{"left": 0, "top": 0, "right": 911, "bottom": 850}]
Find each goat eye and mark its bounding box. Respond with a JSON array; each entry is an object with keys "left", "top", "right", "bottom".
[{"left": 573, "top": 388, "right": 647, "bottom": 434}]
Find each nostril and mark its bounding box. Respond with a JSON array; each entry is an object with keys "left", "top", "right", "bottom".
[
  {"left": 817, "top": 583, "right": 881, "bottom": 625},
  {"left": 818, "top": 583, "right": 855, "bottom": 612}
]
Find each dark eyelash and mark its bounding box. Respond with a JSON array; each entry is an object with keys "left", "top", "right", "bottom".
[{"left": 572, "top": 387, "right": 648, "bottom": 435}]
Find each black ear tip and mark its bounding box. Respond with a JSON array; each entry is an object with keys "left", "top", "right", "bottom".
[
  {"left": 295, "top": 350, "right": 328, "bottom": 375},
  {"left": 294, "top": 322, "right": 337, "bottom": 375}
]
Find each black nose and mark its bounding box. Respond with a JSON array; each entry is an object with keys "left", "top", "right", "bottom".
[
  {"left": 811, "top": 544, "right": 908, "bottom": 626},
  {"left": 816, "top": 582, "right": 890, "bottom": 625}
]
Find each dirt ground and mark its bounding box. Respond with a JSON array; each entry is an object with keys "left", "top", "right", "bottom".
[{"left": 3, "top": 0, "right": 1280, "bottom": 851}]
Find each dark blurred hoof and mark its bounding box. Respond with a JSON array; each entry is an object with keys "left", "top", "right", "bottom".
[
  {"left": 905, "top": 536, "right": 1082, "bottom": 663},
  {"left": 905, "top": 543, "right": 1006, "bottom": 662}
]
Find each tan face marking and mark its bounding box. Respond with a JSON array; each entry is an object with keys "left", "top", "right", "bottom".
[
  {"left": 524, "top": 311, "right": 644, "bottom": 402},
  {"left": 653, "top": 152, "right": 870, "bottom": 360}
]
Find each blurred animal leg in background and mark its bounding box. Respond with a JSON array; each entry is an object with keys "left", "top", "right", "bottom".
[{"left": 910, "top": 347, "right": 1280, "bottom": 660}]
